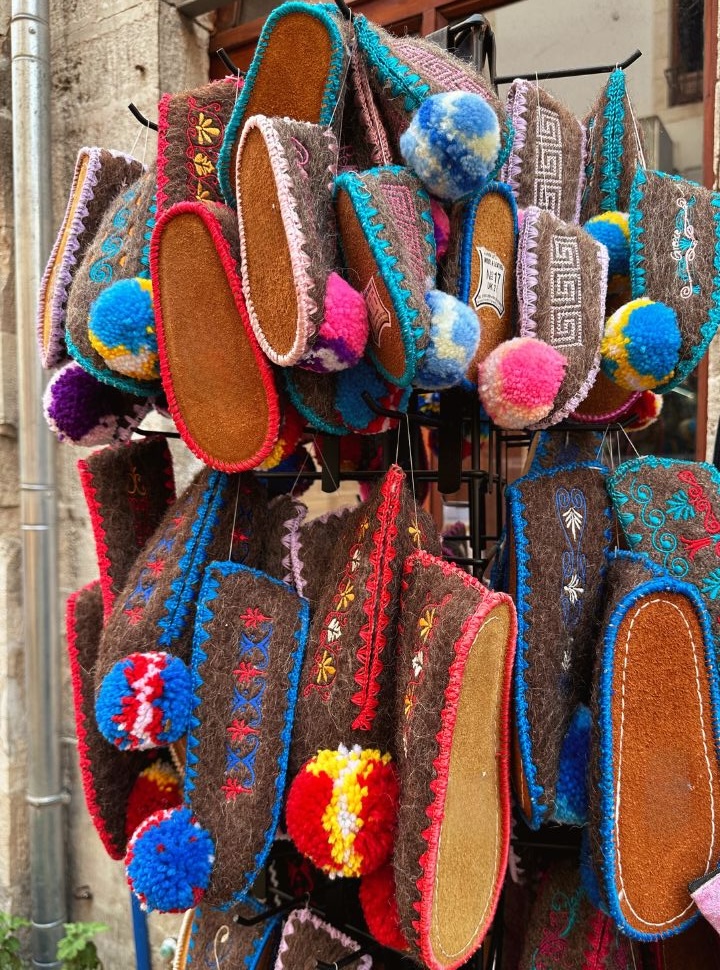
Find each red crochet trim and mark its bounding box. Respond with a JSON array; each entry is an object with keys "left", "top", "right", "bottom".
[
  {"left": 151, "top": 199, "right": 280, "bottom": 472},
  {"left": 77, "top": 459, "right": 115, "bottom": 622},
  {"left": 351, "top": 464, "right": 404, "bottom": 730}
]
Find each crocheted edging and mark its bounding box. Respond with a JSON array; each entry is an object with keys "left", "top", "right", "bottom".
[
  {"left": 596, "top": 574, "right": 720, "bottom": 941},
  {"left": 275, "top": 907, "right": 372, "bottom": 970},
  {"left": 77, "top": 456, "right": 116, "bottom": 622},
  {"left": 184, "top": 897, "right": 275, "bottom": 969},
  {"left": 493, "top": 114, "right": 516, "bottom": 184},
  {"left": 350, "top": 46, "right": 394, "bottom": 167},
  {"left": 236, "top": 116, "right": 321, "bottom": 366},
  {"left": 570, "top": 390, "right": 640, "bottom": 425},
  {"left": 458, "top": 181, "right": 518, "bottom": 305},
  {"left": 628, "top": 166, "right": 647, "bottom": 299},
  {"left": 217, "top": 0, "right": 348, "bottom": 206},
  {"left": 291, "top": 506, "right": 352, "bottom": 599},
  {"left": 501, "top": 80, "right": 528, "bottom": 201},
  {"left": 599, "top": 69, "right": 626, "bottom": 213},
  {"left": 140, "top": 195, "right": 156, "bottom": 275},
  {"left": 65, "top": 329, "right": 159, "bottom": 397},
  {"left": 271, "top": 495, "right": 307, "bottom": 587},
  {"left": 151, "top": 199, "right": 280, "bottom": 471},
  {"left": 516, "top": 206, "right": 540, "bottom": 336},
  {"left": 354, "top": 16, "right": 431, "bottom": 112},
  {"left": 283, "top": 369, "right": 345, "bottom": 436}
]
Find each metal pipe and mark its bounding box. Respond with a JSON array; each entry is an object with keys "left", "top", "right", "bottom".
[{"left": 10, "top": 2, "right": 66, "bottom": 967}]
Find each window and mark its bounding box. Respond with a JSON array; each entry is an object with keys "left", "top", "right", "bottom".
[{"left": 666, "top": 0, "right": 704, "bottom": 105}]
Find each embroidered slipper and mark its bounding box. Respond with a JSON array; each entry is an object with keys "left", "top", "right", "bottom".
[
  {"left": 502, "top": 80, "right": 586, "bottom": 223},
  {"left": 291, "top": 506, "right": 354, "bottom": 607},
  {"left": 38, "top": 147, "right": 144, "bottom": 369},
  {"left": 588, "top": 550, "right": 720, "bottom": 940},
  {"left": 125, "top": 563, "right": 309, "bottom": 912},
  {"left": 78, "top": 435, "right": 176, "bottom": 619},
  {"left": 174, "top": 898, "right": 283, "bottom": 970},
  {"left": 507, "top": 462, "right": 612, "bottom": 828},
  {"left": 151, "top": 199, "right": 279, "bottom": 471},
  {"left": 342, "top": 45, "right": 396, "bottom": 171},
  {"left": 260, "top": 495, "right": 307, "bottom": 589},
  {"left": 275, "top": 909, "right": 372, "bottom": 970},
  {"left": 217, "top": 0, "right": 352, "bottom": 207},
  {"left": 525, "top": 429, "right": 604, "bottom": 476},
  {"left": 334, "top": 166, "right": 436, "bottom": 387},
  {"left": 628, "top": 169, "right": 720, "bottom": 391},
  {"left": 392, "top": 551, "right": 515, "bottom": 970}
]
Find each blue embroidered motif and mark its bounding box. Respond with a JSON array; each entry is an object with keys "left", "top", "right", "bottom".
[
  {"left": 88, "top": 184, "right": 139, "bottom": 283},
  {"left": 555, "top": 487, "right": 587, "bottom": 632}
]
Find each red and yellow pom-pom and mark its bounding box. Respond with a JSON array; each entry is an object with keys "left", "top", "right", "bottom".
[
  {"left": 286, "top": 745, "right": 399, "bottom": 879},
  {"left": 360, "top": 864, "right": 411, "bottom": 952},
  {"left": 125, "top": 761, "right": 182, "bottom": 840}
]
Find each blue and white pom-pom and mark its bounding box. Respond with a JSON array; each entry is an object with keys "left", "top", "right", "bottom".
[
  {"left": 414, "top": 290, "right": 480, "bottom": 390},
  {"left": 88, "top": 277, "right": 159, "bottom": 381}
]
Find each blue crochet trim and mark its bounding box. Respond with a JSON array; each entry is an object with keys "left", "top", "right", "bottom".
[
  {"left": 283, "top": 370, "right": 345, "bottom": 436},
  {"left": 217, "top": 1, "right": 347, "bottom": 206},
  {"left": 157, "top": 471, "right": 229, "bottom": 649},
  {"left": 605, "top": 547, "right": 666, "bottom": 579},
  {"left": 458, "top": 180, "right": 518, "bottom": 305},
  {"left": 335, "top": 166, "right": 435, "bottom": 387},
  {"left": 628, "top": 166, "right": 647, "bottom": 300},
  {"left": 599, "top": 69, "right": 625, "bottom": 213},
  {"left": 65, "top": 329, "right": 158, "bottom": 397},
  {"left": 596, "top": 573, "right": 720, "bottom": 940}
]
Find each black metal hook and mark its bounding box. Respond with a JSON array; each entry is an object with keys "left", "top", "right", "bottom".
[
  {"left": 216, "top": 47, "right": 244, "bottom": 78},
  {"left": 233, "top": 896, "right": 306, "bottom": 926},
  {"left": 360, "top": 391, "right": 444, "bottom": 429},
  {"left": 317, "top": 948, "right": 371, "bottom": 970},
  {"left": 128, "top": 103, "right": 158, "bottom": 132},
  {"left": 333, "top": 0, "right": 352, "bottom": 21},
  {"left": 495, "top": 48, "right": 641, "bottom": 85}
]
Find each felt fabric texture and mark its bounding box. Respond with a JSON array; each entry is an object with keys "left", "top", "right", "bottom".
[
  {"left": 289, "top": 465, "right": 441, "bottom": 775},
  {"left": 261, "top": 495, "right": 307, "bottom": 588},
  {"left": 342, "top": 45, "right": 396, "bottom": 171},
  {"left": 175, "top": 899, "right": 281, "bottom": 970},
  {"left": 157, "top": 78, "right": 240, "bottom": 213},
  {"left": 43, "top": 361, "right": 154, "bottom": 446},
  {"left": 38, "top": 147, "right": 144, "bottom": 369},
  {"left": 184, "top": 563, "right": 309, "bottom": 907},
  {"left": 217, "top": 1, "right": 352, "bottom": 207},
  {"left": 507, "top": 462, "right": 612, "bottom": 828},
  {"left": 608, "top": 457, "right": 720, "bottom": 626},
  {"left": 66, "top": 581, "right": 149, "bottom": 860},
  {"left": 517, "top": 206, "right": 609, "bottom": 428},
  {"left": 274, "top": 909, "right": 373, "bottom": 970},
  {"left": 151, "top": 199, "right": 279, "bottom": 472},
  {"left": 526, "top": 429, "right": 604, "bottom": 476},
  {"left": 291, "top": 506, "right": 354, "bottom": 607},
  {"left": 236, "top": 116, "right": 340, "bottom": 366},
  {"left": 629, "top": 169, "right": 720, "bottom": 392},
  {"left": 502, "top": 79, "right": 586, "bottom": 223},
  {"left": 588, "top": 551, "right": 720, "bottom": 941},
  {"left": 334, "top": 166, "right": 436, "bottom": 388},
  {"left": 571, "top": 370, "right": 640, "bottom": 425},
  {"left": 392, "top": 551, "right": 516, "bottom": 970},
  {"left": 78, "top": 435, "right": 176, "bottom": 620},
  {"left": 65, "top": 166, "right": 160, "bottom": 397}
]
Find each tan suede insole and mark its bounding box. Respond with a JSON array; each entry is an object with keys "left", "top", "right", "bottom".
[
  {"left": 157, "top": 212, "right": 270, "bottom": 466},
  {"left": 429, "top": 603, "right": 510, "bottom": 965},
  {"left": 237, "top": 125, "right": 297, "bottom": 359},
  {"left": 574, "top": 370, "right": 635, "bottom": 419},
  {"left": 611, "top": 592, "right": 720, "bottom": 935}
]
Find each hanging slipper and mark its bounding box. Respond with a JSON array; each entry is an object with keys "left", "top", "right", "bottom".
[
  {"left": 173, "top": 898, "right": 283, "bottom": 970},
  {"left": 260, "top": 495, "right": 307, "bottom": 589},
  {"left": 125, "top": 564, "right": 309, "bottom": 912},
  {"left": 507, "top": 461, "right": 612, "bottom": 828},
  {"left": 151, "top": 199, "right": 279, "bottom": 471},
  {"left": 392, "top": 552, "right": 516, "bottom": 970},
  {"left": 525, "top": 429, "right": 604, "bottom": 476},
  {"left": 217, "top": 0, "right": 352, "bottom": 206},
  {"left": 275, "top": 909, "right": 372, "bottom": 970},
  {"left": 587, "top": 549, "right": 720, "bottom": 940},
  {"left": 570, "top": 372, "right": 641, "bottom": 426},
  {"left": 37, "top": 147, "right": 144, "bottom": 368},
  {"left": 341, "top": 44, "right": 396, "bottom": 170},
  {"left": 291, "top": 506, "right": 354, "bottom": 607}
]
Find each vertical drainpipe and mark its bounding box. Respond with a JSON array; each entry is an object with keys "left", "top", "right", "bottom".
[{"left": 10, "top": 2, "right": 67, "bottom": 967}]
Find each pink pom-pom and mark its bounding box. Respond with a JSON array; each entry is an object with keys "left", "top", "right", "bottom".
[
  {"left": 298, "top": 273, "right": 369, "bottom": 373},
  {"left": 430, "top": 199, "right": 451, "bottom": 259},
  {"left": 478, "top": 337, "right": 567, "bottom": 429}
]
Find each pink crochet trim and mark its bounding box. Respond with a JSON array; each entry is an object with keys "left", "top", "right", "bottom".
[
  {"left": 275, "top": 909, "right": 373, "bottom": 970},
  {"left": 291, "top": 506, "right": 353, "bottom": 600},
  {"left": 501, "top": 80, "right": 528, "bottom": 199},
  {"left": 155, "top": 93, "right": 172, "bottom": 213},
  {"left": 351, "top": 48, "right": 393, "bottom": 167},
  {"left": 517, "top": 206, "right": 541, "bottom": 337},
  {"left": 273, "top": 495, "right": 307, "bottom": 588},
  {"left": 570, "top": 390, "right": 641, "bottom": 425}
]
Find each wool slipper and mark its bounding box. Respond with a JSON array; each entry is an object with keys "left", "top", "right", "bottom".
[
  {"left": 392, "top": 551, "right": 515, "bottom": 970},
  {"left": 217, "top": 0, "right": 352, "bottom": 207},
  {"left": 64, "top": 167, "right": 160, "bottom": 396},
  {"left": 525, "top": 429, "right": 604, "bottom": 476},
  {"left": 581, "top": 68, "right": 645, "bottom": 222},
  {"left": 275, "top": 909, "right": 372, "bottom": 970},
  {"left": 151, "top": 199, "right": 279, "bottom": 472},
  {"left": 173, "top": 898, "right": 283, "bottom": 970},
  {"left": 588, "top": 549, "right": 720, "bottom": 940},
  {"left": 37, "top": 147, "right": 144, "bottom": 369},
  {"left": 570, "top": 371, "right": 641, "bottom": 426},
  {"left": 125, "top": 563, "right": 309, "bottom": 912},
  {"left": 157, "top": 78, "right": 241, "bottom": 212},
  {"left": 507, "top": 461, "right": 612, "bottom": 828},
  {"left": 260, "top": 495, "right": 307, "bottom": 589},
  {"left": 502, "top": 79, "right": 586, "bottom": 223},
  {"left": 334, "top": 166, "right": 436, "bottom": 387},
  {"left": 291, "top": 506, "right": 354, "bottom": 608},
  {"left": 342, "top": 44, "right": 396, "bottom": 171},
  {"left": 608, "top": 456, "right": 720, "bottom": 625}
]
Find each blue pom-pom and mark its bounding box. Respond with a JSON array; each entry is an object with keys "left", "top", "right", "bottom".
[
  {"left": 554, "top": 703, "right": 591, "bottom": 826},
  {"left": 584, "top": 212, "right": 630, "bottom": 279},
  {"left": 400, "top": 92, "right": 500, "bottom": 201},
  {"left": 88, "top": 277, "right": 159, "bottom": 381},
  {"left": 95, "top": 651, "right": 192, "bottom": 751},
  {"left": 126, "top": 807, "right": 214, "bottom": 913},
  {"left": 601, "top": 298, "right": 681, "bottom": 390},
  {"left": 336, "top": 360, "right": 411, "bottom": 430},
  {"left": 415, "top": 290, "right": 480, "bottom": 390}
]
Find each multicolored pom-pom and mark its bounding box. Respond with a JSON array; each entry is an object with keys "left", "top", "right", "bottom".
[
  {"left": 285, "top": 745, "right": 399, "bottom": 879},
  {"left": 583, "top": 212, "right": 630, "bottom": 281},
  {"left": 88, "top": 277, "right": 159, "bottom": 381},
  {"left": 125, "top": 761, "right": 183, "bottom": 841},
  {"left": 399, "top": 92, "right": 500, "bottom": 202},
  {"left": 95, "top": 651, "right": 192, "bottom": 751},
  {"left": 359, "top": 864, "right": 410, "bottom": 952},
  {"left": 624, "top": 389, "right": 663, "bottom": 432},
  {"left": 478, "top": 337, "right": 567, "bottom": 429},
  {"left": 600, "top": 298, "right": 681, "bottom": 391},
  {"left": 125, "top": 806, "right": 214, "bottom": 913},
  {"left": 415, "top": 290, "right": 480, "bottom": 390},
  {"left": 298, "top": 272, "right": 369, "bottom": 374}
]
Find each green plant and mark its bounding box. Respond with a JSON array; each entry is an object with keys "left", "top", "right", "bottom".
[
  {"left": 0, "top": 913, "right": 29, "bottom": 970},
  {"left": 57, "top": 922, "right": 108, "bottom": 970}
]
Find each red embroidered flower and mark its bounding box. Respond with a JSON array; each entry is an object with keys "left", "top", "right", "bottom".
[
  {"left": 240, "top": 607, "right": 270, "bottom": 628},
  {"left": 233, "top": 660, "right": 264, "bottom": 684},
  {"left": 221, "top": 777, "right": 250, "bottom": 801},
  {"left": 227, "top": 718, "right": 258, "bottom": 742},
  {"left": 123, "top": 605, "right": 144, "bottom": 625},
  {"left": 147, "top": 558, "right": 165, "bottom": 575}
]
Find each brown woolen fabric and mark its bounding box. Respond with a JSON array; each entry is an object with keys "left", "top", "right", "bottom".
[
  {"left": 341, "top": 47, "right": 397, "bottom": 171},
  {"left": 293, "top": 506, "right": 354, "bottom": 609},
  {"left": 261, "top": 495, "right": 307, "bottom": 586},
  {"left": 180, "top": 902, "right": 280, "bottom": 970},
  {"left": 274, "top": 910, "right": 370, "bottom": 970}
]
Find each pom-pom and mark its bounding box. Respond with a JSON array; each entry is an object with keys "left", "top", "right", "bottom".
[
  {"left": 415, "top": 290, "right": 480, "bottom": 390},
  {"left": 583, "top": 212, "right": 630, "bottom": 280},
  {"left": 96, "top": 651, "right": 192, "bottom": 751},
  {"left": 88, "top": 277, "right": 159, "bottom": 381},
  {"left": 359, "top": 864, "right": 410, "bottom": 952},
  {"left": 285, "top": 745, "right": 399, "bottom": 879},
  {"left": 125, "top": 806, "right": 214, "bottom": 913},
  {"left": 478, "top": 337, "right": 567, "bottom": 429},
  {"left": 335, "top": 360, "right": 410, "bottom": 432},
  {"left": 624, "top": 389, "right": 663, "bottom": 432},
  {"left": 400, "top": 92, "right": 500, "bottom": 202},
  {"left": 298, "top": 273, "right": 369, "bottom": 373},
  {"left": 430, "top": 199, "right": 451, "bottom": 259},
  {"left": 601, "top": 298, "right": 681, "bottom": 390},
  {"left": 554, "top": 703, "right": 591, "bottom": 826},
  {"left": 125, "top": 761, "right": 183, "bottom": 840}
]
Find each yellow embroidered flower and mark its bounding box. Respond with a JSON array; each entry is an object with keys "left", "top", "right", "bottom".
[
  {"left": 337, "top": 581, "right": 355, "bottom": 610},
  {"left": 418, "top": 607, "right": 436, "bottom": 642},
  {"left": 358, "top": 518, "right": 369, "bottom": 539},
  {"left": 193, "top": 152, "right": 214, "bottom": 177},
  {"left": 408, "top": 523, "right": 422, "bottom": 548},
  {"left": 316, "top": 650, "right": 336, "bottom": 685},
  {"left": 404, "top": 685, "right": 415, "bottom": 718},
  {"left": 195, "top": 112, "right": 220, "bottom": 146},
  {"left": 195, "top": 183, "right": 210, "bottom": 201}
]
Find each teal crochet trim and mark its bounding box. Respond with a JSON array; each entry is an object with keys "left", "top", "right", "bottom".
[
  {"left": 283, "top": 370, "right": 345, "bottom": 435},
  {"left": 628, "top": 166, "right": 647, "bottom": 299},
  {"left": 335, "top": 166, "right": 435, "bottom": 387},
  {"left": 217, "top": 1, "right": 347, "bottom": 206},
  {"left": 599, "top": 69, "right": 626, "bottom": 213},
  {"left": 65, "top": 329, "right": 158, "bottom": 397}
]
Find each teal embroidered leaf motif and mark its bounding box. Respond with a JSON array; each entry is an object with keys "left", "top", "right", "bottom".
[
  {"left": 666, "top": 489, "right": 695, "bottom": 522},
  {"left": 627, "top": 532, "right": 643, "bottom": 549},
  {"left": 617, "top": 510, "right": 636, "bottom": 533},
  {"left": 702, "top": 568, "right": 720, "bottom": 601}
]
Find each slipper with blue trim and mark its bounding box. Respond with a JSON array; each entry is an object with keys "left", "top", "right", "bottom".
[{"left": 173, "top": 898, "right": 282, "bottom": 970}]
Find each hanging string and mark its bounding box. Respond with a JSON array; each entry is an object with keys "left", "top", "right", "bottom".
[
  {"left": 624, "top": 84, "right": 647, "bottom": 169},
  {"left": 227, "top": 475, "right": 242, "bottom": 561},
  {"left": 312, "top": 436, "right": 340, "bottom": 492},
  {"left": 405, "top": 413, "right": 421, "bottom": 538}
]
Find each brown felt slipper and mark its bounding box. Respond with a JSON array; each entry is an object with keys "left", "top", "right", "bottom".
[
  {"left": 274, "top": 909, "right": 372, "bottom": 970},
  {"left": 570, "top": 371, "right": 640, "bottom": 426},
  {"left": 174, "top": 899, "right": 283, "bottom": 970},
  {"left": 151, "top": 199, "right": 279, "bottom": 472},
  {"left": 291, "top": 506, "right": 354, "bottom": 608},
  {"left": 38, "top": 147, "right": 144, "bottom": 368},
  {"left": 392, "top": 551, "right": 516, "bottom": 970},
  {"left": 78, "top": 435, "right": 176, "bottom": 620},
  {"left": 261, "top": 495, "right": 307, "bottom": 588}
]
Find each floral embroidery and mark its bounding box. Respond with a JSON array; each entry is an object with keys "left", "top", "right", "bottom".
[
  {"left": 676, "top": 468, "right": 720, "bottom": 559},
  {"left": 666, "top": 488, "right": 696, "bottom": 522},
  {"left": 615, "top": 478, "right": 690, "bottom": 579},
  {"left": 315, "top": 650, "right": 336, "bottom": 685},
  {"left": 401, "top": 593, "right": 451, "bottom": 755},
  {"left": 88, "top": 184, "right": 139, "bottom": 283},
  {"left": 195, "top": 112, "right": 220, "bottom": 145},
  {"left": 185, "top": 98, "right": 226, "bottom": 204},
  {"left": 671, "top": 195, "right": 700, "bottom": 299},
  {"left": 555, "top": 487, "right": 587, "bottom": 631},
  {"left": 193, "top": 152, "right": 214, "bottom": 177},
  {"left": 530, "top": 885, "right": 583, "bottom": 969},
  {"left": 120, "top": 512, "right": 179, "bottom": 624}
]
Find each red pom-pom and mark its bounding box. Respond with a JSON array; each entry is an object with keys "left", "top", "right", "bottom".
[
  {"left": 125, "top": 760, "right": 183, "bottom": 841},
  {"left": 360, "top": 864, "right": 411, "bottom": 952}
]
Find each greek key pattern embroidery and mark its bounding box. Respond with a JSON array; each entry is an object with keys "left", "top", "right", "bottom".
[
  {"left": 555, "top": 487, "right": 587, "bottom": 633},
  {"left": 186, "top": 98, "right": 225, "bottom": 204},
  {"left": 221, "top": 607, "right": 271, "bottom": 801},
  {"left": 534, "top": 106, "right": 563, "bottom": 215},
  {"left": 671, "top": 195, "right": 700, "bottom": 299},
  {"left": 550, "top": 235, "right": 582, "bottom": 348},
  {"left": 88, "top": 184, "right": 139, "bottom": 283}
]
